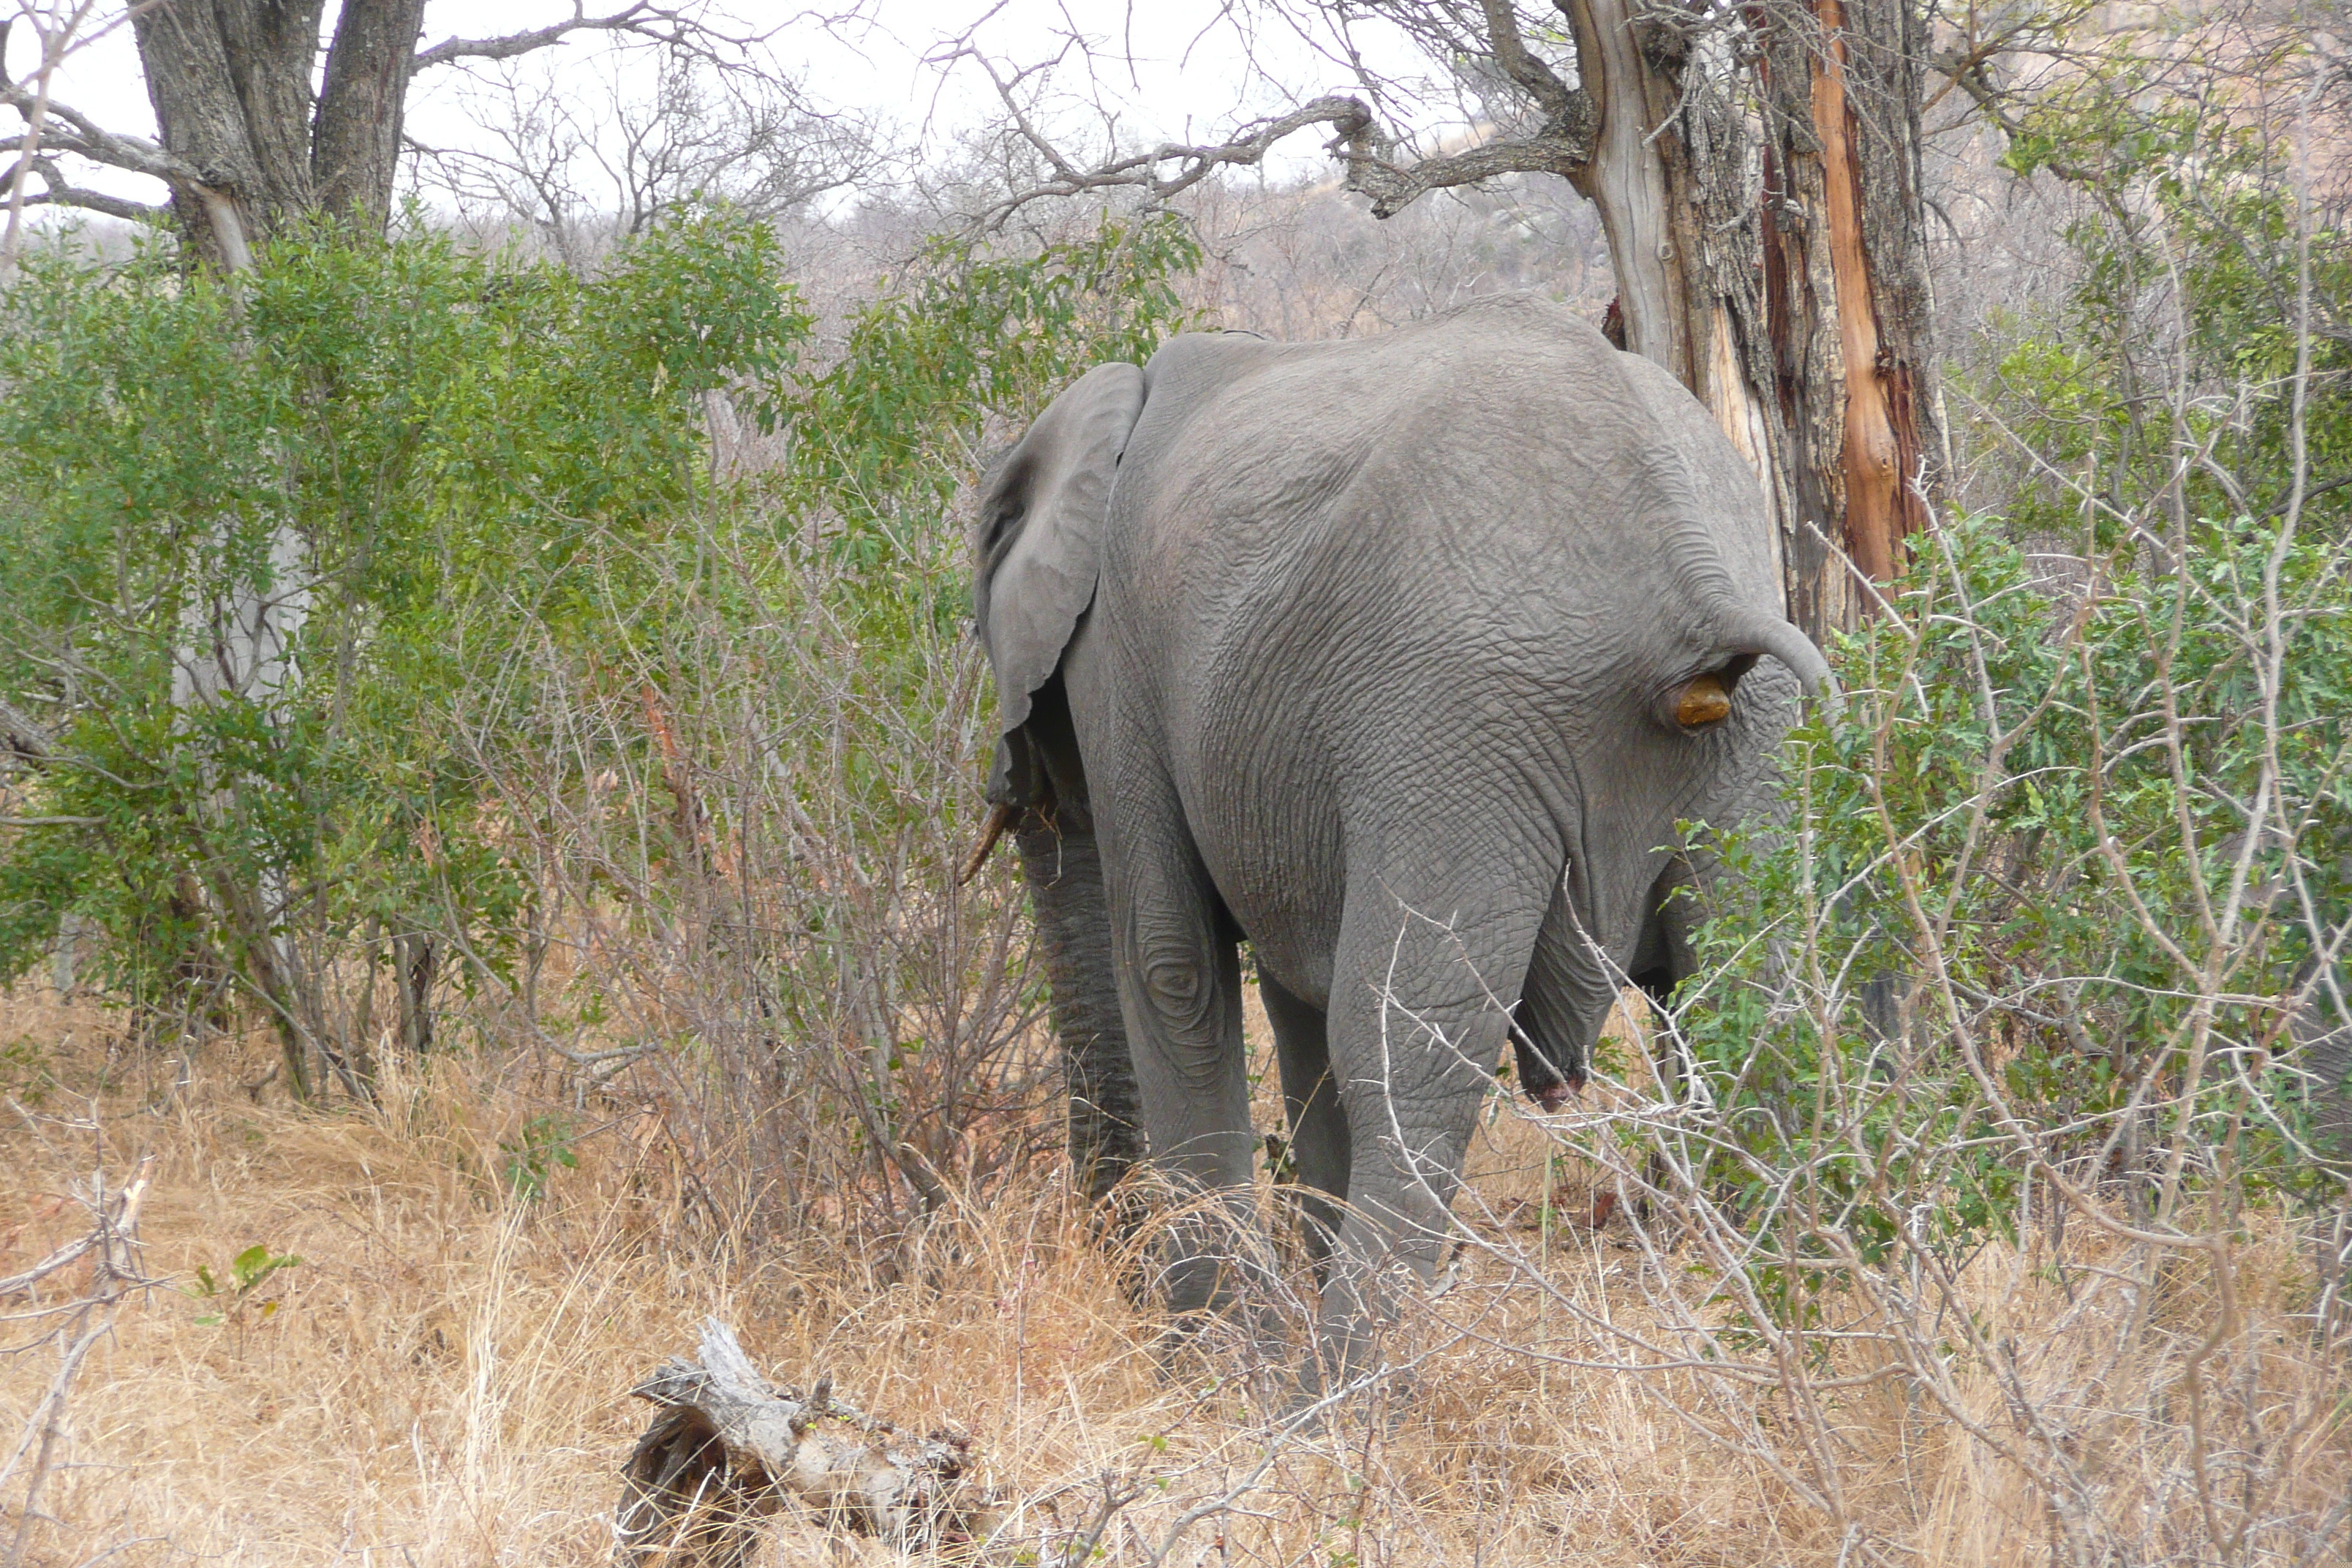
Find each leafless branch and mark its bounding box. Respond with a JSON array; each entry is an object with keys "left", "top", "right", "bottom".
[
  {"left": 412, "top": 0, "right": 823, "bottom": 72},
  {"left": 409, "top": 49, "right": 881, "bottom": 266},
  {"left": 1, "top": 151, "right": 167, "bottom": 222},
  {"left": 960, "top": 46, "right": 1591, "bottom": 229},
  {"left": 415, "top": 2, "right": 690, "bottom": 69},
  {"left": 1, "top": 1157, "right": 157, "bottom": 1567},
  {"left": 0, "top": 26, "right": 197, "bottom": 186}
]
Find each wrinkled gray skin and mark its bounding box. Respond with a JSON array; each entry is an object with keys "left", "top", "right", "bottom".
[{"left": 973, "top": 294, "right": 1830, "bottom": 1383}]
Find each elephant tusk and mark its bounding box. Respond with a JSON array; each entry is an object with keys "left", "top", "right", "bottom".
[{"left": 956, "top": 802, "right": 1018, "bottom": 887}]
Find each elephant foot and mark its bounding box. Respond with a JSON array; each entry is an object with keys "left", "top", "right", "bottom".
[{"left": 1264, "top": 1349, "right": 1422, "bottom": 1433}]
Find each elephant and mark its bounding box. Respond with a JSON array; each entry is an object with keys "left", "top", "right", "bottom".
[{"left": 965, "top": 292, "right": 1831, "bottom": 1384}]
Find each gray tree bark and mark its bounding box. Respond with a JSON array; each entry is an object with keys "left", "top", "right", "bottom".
[
  {"left": 4, "top": 0, "right": 674, "bottom": 260},
  {"left": 129, "top": 0, "right": 426, "bottom": 263},
  {"left": 312, "top": 0, "right": 430, "bottom": 224},
  {"left": 1562, "top": 0, "right": 1942, "bottom": 638}
]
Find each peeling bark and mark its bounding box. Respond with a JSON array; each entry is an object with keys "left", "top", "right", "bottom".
[{"left": 1556, "top": 0, "right": 1940, "bottom": 640}]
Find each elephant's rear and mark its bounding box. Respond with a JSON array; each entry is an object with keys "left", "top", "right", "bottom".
[{"left": 1102, "top": 298, "right": 1772, "bottom": 989}]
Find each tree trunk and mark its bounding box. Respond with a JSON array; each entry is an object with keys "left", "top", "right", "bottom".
[
  {"left": 174, "top": 510, "right": 318, "bottom": 1097},
  {"left": 131, "top": 0, "right": 427, "bottom": 261},
  {"left": 1561, "top": 0, "right": 1941, "bottom": 639},
  {"left": 128, "top": 1, "right": 425, "bottom": 1097},
  {"left": 313, "top": 0, "right": 430, "bottom": 225},
  {"left": 395, "top": 930, "right": 434, "bottom": 1060}
]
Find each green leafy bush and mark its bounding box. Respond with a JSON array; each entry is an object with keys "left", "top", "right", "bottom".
[
  {"left": 1667, "top": 513, "right": 2351, "bottom": 1330},
  {"left": 780, "top": 214, "right": 1198, "bottom": 568},
  {"left": 0, "top": 210, "right": 813, "bottom": 1082},
  {"left": 500, "top": 1113, "right": 579, "bottom": 1201},
  {"left": 0, "top": 204, "right": 1199, "bottom": 1211},
  {"left": 1970, "top": 58, "right": 2348, "bottom": 543}
]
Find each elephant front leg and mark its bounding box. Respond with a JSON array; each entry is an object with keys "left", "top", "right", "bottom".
[
  {"left": 1016, "top": 797, "right": 1146, "bottom": 1206},
  {"left": 1262, "top": 971, "right": 1349, "bottom": 1278}
]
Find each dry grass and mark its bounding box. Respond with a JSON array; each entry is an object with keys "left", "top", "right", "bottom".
[{"left": 3, "top": 980, "right": 2346, "bottom": 1568}]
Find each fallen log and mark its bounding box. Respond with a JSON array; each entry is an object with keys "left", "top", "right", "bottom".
[{"left": 614, "top": 1317, "right": 999, "bottom": 1564}]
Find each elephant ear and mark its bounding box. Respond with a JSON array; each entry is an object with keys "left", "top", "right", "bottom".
[{"left": 974, "top": 361, "right": 1147, "bottom": 736}]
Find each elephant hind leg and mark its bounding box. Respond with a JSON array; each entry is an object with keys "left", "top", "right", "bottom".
[
  {"left": 1099, "top": 763, "right": 1257, "bottom": 1319},
  {"left": 1317, "top": 860, "right": 1552, "bottom": 1384},
  {"left": 1262, "top": 970, "right": 1348, "bottom": 1275}
]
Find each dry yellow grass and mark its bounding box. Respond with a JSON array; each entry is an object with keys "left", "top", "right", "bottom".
[{"left": 4, "top": 980, "right": 2346, "bottom": 1567}]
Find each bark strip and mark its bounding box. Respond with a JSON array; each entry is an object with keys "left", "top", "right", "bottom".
[{"left": 1810, "top": 0, "right": 1913, "bottom": 584}]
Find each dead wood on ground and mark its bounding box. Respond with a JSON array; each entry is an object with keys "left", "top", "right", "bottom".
[{"left": 614, "top": 1317, "right": 999, "bottom": 1564}]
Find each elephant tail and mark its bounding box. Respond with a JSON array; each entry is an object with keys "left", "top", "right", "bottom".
[{"left": 1733, "top": 612, "right": 1840, "bottom": 717}]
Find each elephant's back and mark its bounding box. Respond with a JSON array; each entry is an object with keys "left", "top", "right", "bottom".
[
  {"left": 1116, "top": 293, "right": 1752, "bottom": 592},
  {"left": 1108, "top": 295, "right": 1759, "bottom": 734},
  {"left": 1096, "top": 296, "right": 1764, "bottom": 981}
]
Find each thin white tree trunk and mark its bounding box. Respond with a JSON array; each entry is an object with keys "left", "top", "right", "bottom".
[
  {"left": 1564, "top": 0, "right": 1686, "bottom": 375},
  {"left": 174, "top": 515, "right": 317, "bottom": 1095},
  {"left": 167, "top": 196, "right": 327, "bottom": 1096}
]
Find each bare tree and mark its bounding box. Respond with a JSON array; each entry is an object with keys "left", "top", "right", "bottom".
[
  {"left": 0, "top": 0, "right": 815, "bottom": 264},
  {"left": 411, "top": 48, "right": 881, "bottom": 268}
]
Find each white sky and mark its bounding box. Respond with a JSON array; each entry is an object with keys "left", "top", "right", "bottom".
[{"left": 12, "top": 1, "right": 1441, "bottom": 211}]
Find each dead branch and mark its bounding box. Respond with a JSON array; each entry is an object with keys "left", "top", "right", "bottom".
[
  {"left": 953, "top": 5, "right": 1596, "bottom": 230},
  {"left": 0, "top": 699, "right": 50, "bottom": 766},
  {"left": 1, "top": 154, "right": 169, "bottom": 224},
  {"left": 413, "top": 0, "right": 828, "bottom": 72},
  {"left": 613, "top": 1318, "right": 999, "bottom": 1564},
  {"left": 1, "top": 1156, "right": 157, "bottom": 1568},
  {"left": 0, "top": 21, "right": 201, "bottom": 188},
  {"left": 415, "top": 3, "right": 696, "bottom": 69}
]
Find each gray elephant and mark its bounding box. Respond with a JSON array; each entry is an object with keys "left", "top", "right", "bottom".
[{"left": 965, "top": 293, "right": 1829, "bottom": 1382}]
